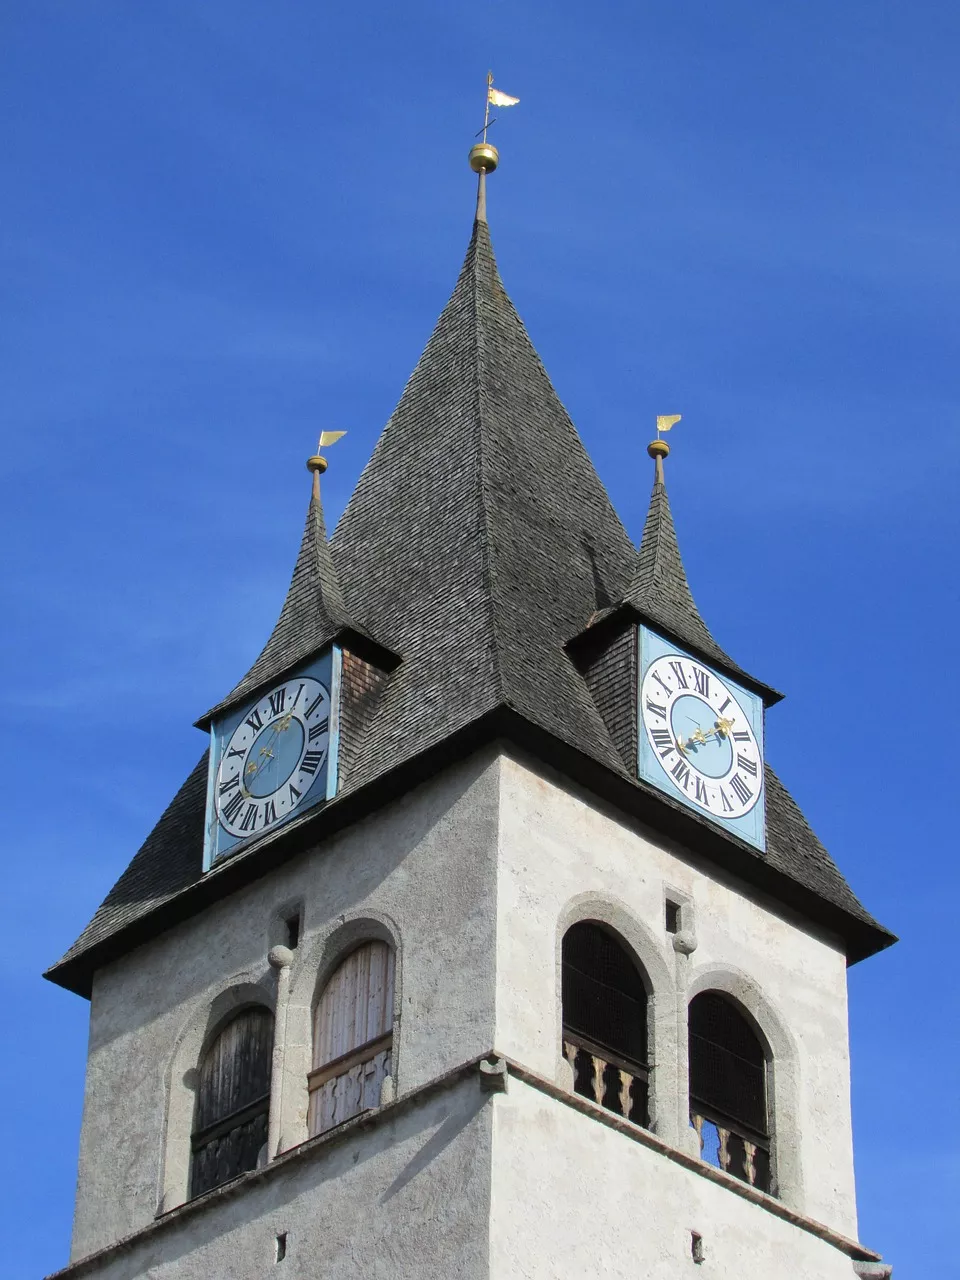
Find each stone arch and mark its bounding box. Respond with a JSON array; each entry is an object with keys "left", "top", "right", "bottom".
[
  {"left": 281, "top": 911, "right": 403, "bottom": 1150},
  {"left": 686, "top": 962, "right": 803, "bottom": 1210},
  {"left": 158, "top": 977, "right": 274, "bottom": 1214},
  {"left": 556, "top": 893, "right": 676, "bottom": 1140}
]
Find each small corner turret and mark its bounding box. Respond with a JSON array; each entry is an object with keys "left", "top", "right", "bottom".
[{"left": 198, "top": 430, "right": 397, "bottom": 869}]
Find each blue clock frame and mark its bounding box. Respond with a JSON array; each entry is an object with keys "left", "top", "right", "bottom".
[
  {"left": 637, "top": 626, "right": 765, "bottom": 851},
  {"left": 203, "top": 647, "right": 342, "bottom": 870}
]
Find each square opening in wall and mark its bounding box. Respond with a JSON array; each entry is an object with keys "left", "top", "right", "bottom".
[{"left": 665, "top": 900, "right": 681, "bottom": 934}]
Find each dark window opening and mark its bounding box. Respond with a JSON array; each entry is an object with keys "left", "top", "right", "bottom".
[
  {"left": 284, "top": 912, "right": 301, "bottom": 951},
  {"left": 665, "top": 900, "right": 681, "bottom": 934},
  {"left": 688, "top": 991, "right": 771, "bottom": 1194},
  {"left": 691, "top": 1232, "right": 704, "bottom": 1265},
  {"left": 275, "top": 1232, "right": 287, "bottom": 1263},
  {"left": 561, "top": 921, "right": 650, "bottom": 1128},
  {"left": 190, "top": 1006, "right": 274, "bottom": 1198}
]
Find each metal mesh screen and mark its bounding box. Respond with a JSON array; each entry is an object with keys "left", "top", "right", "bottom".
[
  {"left": 562, "top": 921, "right": 647, "bottom": 1067},
  {"left": 689, "top": 992, "right": 766, "bottom": 1136}
]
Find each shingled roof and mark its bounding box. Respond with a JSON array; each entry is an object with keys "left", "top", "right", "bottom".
[
  {"left": 621, "top": 466, "right": 782, "bottom": 703},
  {"left": 47, "top": 203, "right": 893, "bottom": 995},
  {"left": 199, "top": 479, "right": 392, "bottom": 726}
]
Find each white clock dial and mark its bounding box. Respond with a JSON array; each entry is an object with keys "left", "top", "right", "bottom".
[
  {"left": 215, "top": 675, "right": 331, "bottom": 839},
  {"left": 640, "top": 653, "right": 762, "bottom": 820}
]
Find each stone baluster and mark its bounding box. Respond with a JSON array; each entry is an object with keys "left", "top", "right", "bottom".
[
  {"left": 618, "top": 1069, "right": 632, "bottom": 1118},
  {"left": 743, "top": 1139, "right": 757, "bottom": 1186},
  {"left": 691, "top": 1111, "right": 705, "bottom": 1155},
  {"left": 590, "top": 1055, "right": 606, "bottom": 1106}
]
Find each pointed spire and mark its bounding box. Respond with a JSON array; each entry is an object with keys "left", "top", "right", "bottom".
[
  {"left": 623, "top": 434, "right": 781, "bottom": 704},
  {"left": 331, "top": 213, "right": 639, "bottom": 778},
  {"left": 198, "top": 436, "right": 389, "bottom": 727}
]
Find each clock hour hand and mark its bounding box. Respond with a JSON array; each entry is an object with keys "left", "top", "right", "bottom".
[
  {"left": 681, "top": 718, "right": 737, "bottom": 752},
  {"left": 242, "top": 712, "right": 295, "bottom": 779}
]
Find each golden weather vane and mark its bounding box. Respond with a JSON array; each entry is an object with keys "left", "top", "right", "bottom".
[
  {"left": 468, "top": 71, "right": 520, "bottom": 184},
  {"left": 306, "top": 430, "right": 347, "bottom": 497},
  {"left": 648, "top": 415, "right": 681, "bottom": 484}
]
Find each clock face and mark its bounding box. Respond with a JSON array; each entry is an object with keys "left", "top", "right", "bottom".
[
  {"left": 637, "top": 629, "right": 765, "bottom": 849},
  {"left": 215, "top": 675, "right": 332, "bottom": 838},
  {"left": 204, "top": 648, "right": 340, "bottom": 868}
]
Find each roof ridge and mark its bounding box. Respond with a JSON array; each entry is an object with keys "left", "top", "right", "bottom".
[{"left": 471, "top": 221, "right": 507, "bottom": 706}]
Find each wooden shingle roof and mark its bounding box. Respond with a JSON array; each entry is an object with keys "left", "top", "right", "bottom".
[{"left": 46, "top": 214, "right": 893, "bottom": 996}]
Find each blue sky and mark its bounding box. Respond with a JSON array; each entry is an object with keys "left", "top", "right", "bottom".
[{"left": 3, "top": 2, "right": 957, "bottom": 1275}]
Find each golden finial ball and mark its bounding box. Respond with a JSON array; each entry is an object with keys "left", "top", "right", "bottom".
[
  {"left": 647, "top": 440, "right": 670, "bottom": 460},
  {"left": 469, "top": 142, "right": 499, "bottom": 174},
  {"left": 306, "top": 454, "right": 328, "bottom": 474}
]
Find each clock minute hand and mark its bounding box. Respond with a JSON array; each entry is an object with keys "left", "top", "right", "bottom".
[{"left": 244, "top": 713, "right": 295, "bottom": 780}]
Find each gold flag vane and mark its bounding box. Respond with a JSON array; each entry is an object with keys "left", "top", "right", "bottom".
[
  {"left": 469, "top": 71, "right": 520, "bottom": 179},
  {"left": 307, "top": 430, "right": 347, "bottom": 497},
  {"left": 648, "top": 415, "right": 681, "bottom": 483}
]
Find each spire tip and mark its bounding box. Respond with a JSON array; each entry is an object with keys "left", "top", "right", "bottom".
[
  {"left": 307, "top": 430, "right": 346, "bottom": 498},
  {"left": 648, "top": 415, "right": 681, "bottom": 485}
]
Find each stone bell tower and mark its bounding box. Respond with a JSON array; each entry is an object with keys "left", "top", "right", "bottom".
[{"left": 45, "top": 139, "right": 895, "bottom": 1279}]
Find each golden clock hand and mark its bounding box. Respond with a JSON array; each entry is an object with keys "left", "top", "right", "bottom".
[{"left": 243, "top": 711, "right": 296, "bottom": 781}]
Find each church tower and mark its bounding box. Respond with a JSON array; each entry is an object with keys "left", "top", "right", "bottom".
[{"left": 46, "top": 145, "right": 895, "bottom": 1279}]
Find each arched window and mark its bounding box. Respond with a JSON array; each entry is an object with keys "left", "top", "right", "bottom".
[
  {"left": 561, "top": 921, "right": 650, "bottom": 1127},
  {"left": 689, "top": 991, "right": 771, "bottom": 1193},
  {"left": 308, "top": 940, "right": 395, "bottom": 1136},
  {"left": 190, "top": 1005, "right": 274, "bottom": 1198}
]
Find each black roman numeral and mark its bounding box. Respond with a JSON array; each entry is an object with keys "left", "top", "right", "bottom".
[
  {"left": 226, "top": 746, "right": 245, "bottom": 759},
  {"left": 308, "top": 717, "right": 329, "bottom": 742},
  {"left": 300, "top": 751, "right": 325, "bottom": 775},
  {"left": 245, "top": 708, "right": 264, "bottom": 733},
  {"left": 305, "top": 692, "right": 326, "bottom": 720},
  {"left": 291, "top": 683, "right": 305, "bottom": 709},
  {"left": 670, "top": 758, "right": 691, "bottom": 790},
  {"left": 651, "top": 727, "right": 675, "bottom": 758},
  {"left": 730, "top": 774, "right": 753, "bottom": 805},
  {"left": 219, "top": 773, "right": 241, "bottom": 796},
  {"left": 652, "top": 671, "right": 672, "bottom": 698},
  {"left": 263, "top": 800, "right": 277, "bottom": 825},
  {"left": 221, "top": 790, "right": 245, "bottom": 823},
  {"left": 268, "top": 688, "right": 286, "bottom": 717},
  {"left": 733, "top": 730, "right": 750, "bottom": 743},
  {"left": 695, "top": 777, "right": 711, "bottom": 804},
  {"left": 693, "top": 667, "right": 710, "bottom": 697},
  {"left": 288, "top": 783, "right": 302, "bottom": 804},
  {"left": 719, "top": 788, "right": 734, "bottom": 813},
  {"left": 646, "top": 698, "right": 667, "bottom": 722},
  {"left": 240, "top": 803, "right": 259, "bottom": 832},
  {"left": 737, "top": 753, "right": 758, "bottom": 777},
  {"left": 718, "top": 697, "right": 732, "bottom": 715},
  {"left": 669, "top": 661, "right": 689, "bottom": 690}
]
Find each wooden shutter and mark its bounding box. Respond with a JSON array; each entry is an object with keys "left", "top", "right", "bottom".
[
  {"left": 190, "top": 1006, "right": 273, "bottom": 1198},
  {"left": 309, "top": 941, "right": 395, "bottom": 1135}
]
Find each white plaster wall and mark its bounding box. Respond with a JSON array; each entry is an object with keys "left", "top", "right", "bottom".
[
  {"left": 70, "top": 743, "right": 863, "bottom": 1267},
  {"left": 67, "top": 1075, "right": 492, "bottom": 1280},
  {"left": 489, "top": 1081, "right": 858, "bottom": 1280},
  {"left": 71, "top": 751, "right": 501, "bottom": 1261},
  {"left": 493, "top": 752, "right": 858, "bottom": 1238}
]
